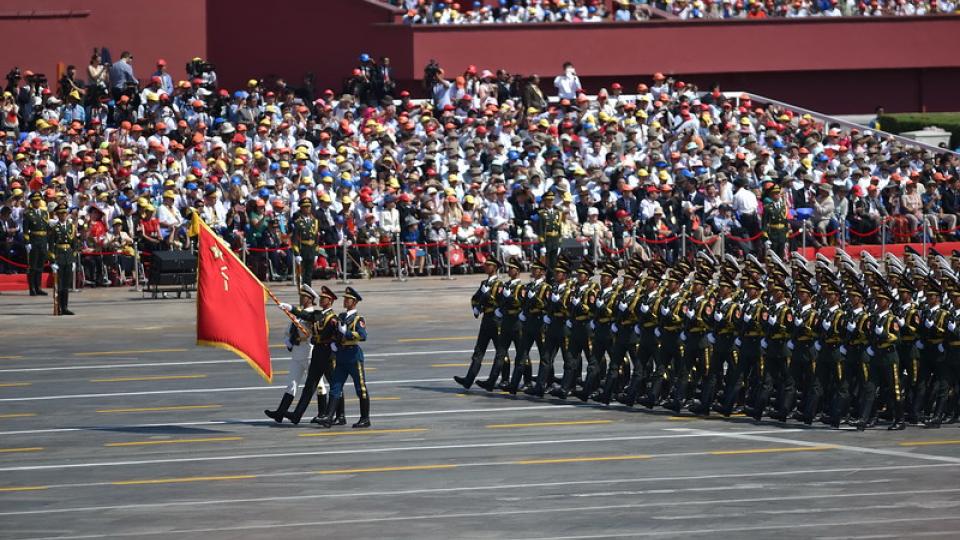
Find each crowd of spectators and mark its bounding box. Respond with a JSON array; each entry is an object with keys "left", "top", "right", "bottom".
[
  {"left": 1, "top": 49, "right": 959, "bottom": 286},
  {"left": 385, "top": 0, "right": 957, "bottom": 24}
]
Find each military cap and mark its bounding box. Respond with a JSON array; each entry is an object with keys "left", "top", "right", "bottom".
[
  {"left": 299, "top": 198, "right": 313, "bottom": 206},
  {"left": 531, "top": 260, "right": 547, "bottom": 272},
  {"left": 299, "top": 284, "right": 321, "bottom": 302},
  {"left": 718, "top": 277, "right": 735, "bottom": 289},
  {"left": 484, "top": 258, "right": 500, "bottom": 269},
  {"left": 554, "top": 262, "right": 569, "bottom": 274},
  {"left": 600, "top": 263, "right": 618, "bottom": 278},
  {"left": 623, "top": 268, "right": 640, "bottom": 281},
  {"left": 664, "top": 272, "right": 681, "bottom": 283},
  {"left": 874, "top": 288, "right": 893, "bottom": 302},
  {"left": 542, "top": 191, "right": 556, "bottom": 200},
  {"left": 55, "top": 205, "right": 69, "bottom": 214},
  {"left": 925, "top": 275, "right": 943, "bottom": 296},
  {"left": 343, "top": 287, "right": 362, "bottom": 302},
  {"left": 319, "top": 285, "right": 337, "bottom": 301},
  {"left": 29, "top": 191, "right": 42, "bottom": 201},
  {"left": 506, "top": 257, "right": 522, "bottom": 271},
  {"left": 847, "top": 286, "right": 865, "bottom": 298}
]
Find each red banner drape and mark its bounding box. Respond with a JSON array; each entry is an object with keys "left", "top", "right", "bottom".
[{"left": 195, "top": 217, "right": 272, "bottom": 383}]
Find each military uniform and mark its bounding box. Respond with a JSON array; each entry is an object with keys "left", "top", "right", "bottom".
[
  {"left": 506, "top": 261, "right": 550, "bottom": 394},
  {"left": 456, "top": 260, "right": 502, "bottom": 390},
  {"left": 576, "top": 264, "right": 620, "bottom": 401},
  {"left": 552, "top": 265, "right": 597, "bottom": 399},
  {"left": 720, "top": 280, "right": 764, "bottom": 416},
  {"left": 291, "top": 199, "right": 319, "bottom": 287},
  {"left": 325, "top": 287, "right": 370, "bottom": 429},
  {"left": 918, "top": 284, "right": 949, "bottom": 426},
  {"left": 667, "top": 278, "right": 713, "bottom": 412},
  {"left": 50, "top": 208, "right": 78, "bottom": 315},
  {"left": 526, "top": 263, "right": 572, "bottom": 397},
  {"left": 833, "top": 291, "right": 870, "bottom": 428},
  {"left": 286, "top": 286, "right": 344, "bottom": 425},
  {"left": 763, "top": 188, "right": 789, "bottom": 258},
  {"left": 869, "top": 294, "right": 905, "bottom": 430},
  {"left": 641, "top": 274, "right": 685, "bottom": 408},
  {"left": 695, "top": 280, "right": 738, "bottom": 415},
  {"left": 621, "top": 274, "right": 664, "bottom": 407},
  {"left": 789, "top": 290, "right": 819, "bottom": 423},
  {"left": 599, "top": 268, "right": 643, "bottom": 405},
  {"left": 753, "top": 288, "right": 793, "bottom": 421},
  {"left": 535, "top": 193, "right": 562, "bottom": 274},
  {"left": 478, "top": 259, "right": 524, "bottom": 391},
  {"left": 23, "top": 193, "right": 50, "bottom": 296}
]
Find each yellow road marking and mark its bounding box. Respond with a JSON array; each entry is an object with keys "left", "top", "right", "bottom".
[
  {"left": 0, "top": 413, "right": 36, "bottom": 419},
  {"left": 113, "top": 475, "right": 256, "bottom": 486},
  {"left": 398, "top": 336, "right": 474, "bottom": 343},
  {"left": 0, "top": 356, "right": 24, "bottom": 360},
  {"left": 898, "top": 439, "right": 960, "bottom": 447},
  {"left": 0, "top": 382, "right": 31, "bottom": 388},
  {"left": 316, "top": 464, "right": 456, "bottom": 475},
  {"left": 668, "top": 413, "right": 747, "bottom": 421},
  {"left": 97, "top": 405, "right": 221, "bottom": 414},
  {"left": 0, "top": 447, "right": 43, "bottom": 454},
  {"left": 105, "top": 437, "right": 243, "bottom": 447},
  {"left": 74, "top": 348, "right": 188, "bottom": 357},
  {"left": 516, "top": 455, "right": 651, "bottom": 465},
  {"left": 0, "top": 485, "right": 48, "bottom": 492},
  {"left": 90, "top": 374, "right": 207, "bottom": 383},
  {"left": 710, "top": 446, "right": 835, "bottom": 456},
  {"left": 275, "top": 370, "right": 289, "bottom": 375},
  {"left": 487, "top": 420, "right": 613, "bottom": 429},
  {"left": 300, "top": 428, "right": 428, "bottom": 438}
]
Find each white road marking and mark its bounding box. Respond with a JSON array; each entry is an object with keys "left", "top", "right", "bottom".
[
  {"left": 13, "top": 496, "right": 960, "bottom": 539},
  {"left": 686, "top": 428, "right": 960, "bottom": 464},
  {"left": 0, "top": 378, "right": 450, "bottom": 403},
  {"left": 0, "top": 464, "right": 950, "bottom": 516},
  {"left": 0, "top": 429, "right": 802, "bottom": 472},
  {"left": 0, "top": 348, "right": 481, "bottom": 374}
]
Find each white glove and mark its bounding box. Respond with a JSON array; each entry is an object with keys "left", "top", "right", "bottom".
[
  {"left": 501, "top": 288, "right": 511, "bottom": 298},
  {"left": 519, "top": 312, "right": 527, "bottom": 322},
  {"left": 866, "top": 346, "right": 875, "bottom": 357},
  {"left": 685, "top": 308, "right": 695, "bottom": 320},
  {"left": 634, "top": 325, "right": 641, "bottom": 335},
  {"left": 589, "top": 320, "right": 596, "bottom": 330},
  {"left": 814, "top": 341, "right": 822, "bottom": 352},
  {"left": 640, "top": 303, "right": 650, "bottom": 314},
  {"left": 51, "top": 263, "right": 59, "bottom": 272},
  {"left": 571, "top": 296, "right": 581, "bottom": 306},
  {"left": 706, "top": 332, "right": 716, "bottom": 345},
  {"left": 660, "top": 306, "right": 670, "bottom": 316},
  {"left": 680, "top": 331, "right": 687, "bottom": 341},
  {"left": 787, "top": 340, "right": 795, "bottom": 351},
  {"left": 481, "top": 285, "right": 491, "bottom": 294},
  {"left": 916, "top": 341, "right": 924, "bottom": 350},
  {"left": 25, "top": 244, "right": 31, "bottom": 253},
  {"left": 539, "top": 247, "right": 546, "bottom": 255},
  {"left": 48, "top": 219, "right": 58, "bottom": 227},
  {"left": 924, "top": 318, "right": 935, "bottom": 328},
  {"left": 611, "top": 323, "right": 619, "bottom": 333},
  {"left": 527, "top": 289, "right": 536, "bottom": 299},
  {"left": 734, "top": 337, "right": 742, "bottom": 347},
  {"left": 743, "top": 313, "right": 752, "bottom": 323},
  {"left": 494, "top": 308, "right": 503, "bottom": 318},
  {"left": 761, "top": 338, "right": 768, "bottom": 349},
  {"left": 654, "top": 328, "right": 661, "bottom": 338},
  {"left": 822, "top": 319, "right": 832, "bottom": 331},
  {"left": 839, "top": 345, "right": 847, "bottom": 355},
  {"left": 295, "top": 255, "right": 303, "bottom": 264},
  {"left": 278, "top": 302, "right": 292, "bottom": 311},
  {"left": 331, "top": 342, "right": 338, "bottom": 352},
  {"left": 874, "top": 325, "right": 884, "bottom": 336},
  {"left": 714, "top": 311, "right": 724, "bottom": 322},
  {"left": 766, "top": 314, "right": 774, "bottom": 324},
  {"left": 939, "top": 343, "right": 945, "bottom": 353},
  {"left": 618, "top": 302, "right": 628, "bottom": 312},
  {"left": 846, "top": 321, "right": 857, "bottom": 332},
  {"left": 338, "top": 324, "right": 348, "bottom": 335},
  {"left": 543, "top": 315, "right": 552, "bottom": 324},
  {"left": 794, "top": 316, "right": 803, "bottom": 327},
  {"left": 949, "top": 321, "right": 957, "bottom": 333},
  {"left": 897, "top": 318, "right": 906, "bottom": 328},
  {"left": 473, "top": 307, "right": 480, "bottom": 318},
  {"left": 551, "top": 293, "right": 560, "bottom": 302},
  {"left": 565, "top": 320, "right": 573, "bottom": 328}
]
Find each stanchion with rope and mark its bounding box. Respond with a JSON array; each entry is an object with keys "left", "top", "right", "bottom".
[
  {"left": 131, "top": 248, "right": 142, "bottom": 292},
  {"left": 592, "top": 230, "right": 599, "bottom": 265},
  {"left": 881, "top": 219, "right": 887, "bottom": 258},
  {"left": 923, "top": 220, "right": 928, "bottom": 258},
  {"left": 441, "top": 228, "right": 455, "bottom": 281},
  {"left": 337, "top": 236, "right": 352, "bottom": 285},
  {"left": 681, "top": 225, "right": 687, "bottom": 259},
  {"left": 392, "top": 233, "right": 407, "bottom": 282}
]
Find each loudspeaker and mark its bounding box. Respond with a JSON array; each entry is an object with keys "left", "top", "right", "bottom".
[
  {"left": 151, "top": 250, "right": 197, "bottom": 274},
  {"left": 560, "top": 238, "right": 588, "bottom": 266}
]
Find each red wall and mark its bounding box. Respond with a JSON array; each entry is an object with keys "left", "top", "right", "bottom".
[{"left": 0, "top": 0, "right": 206, "bottom": 85}]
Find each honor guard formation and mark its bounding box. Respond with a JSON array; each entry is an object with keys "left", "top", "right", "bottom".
[{"left": 457, "top": 247, "right": 960, "bottom": 430}]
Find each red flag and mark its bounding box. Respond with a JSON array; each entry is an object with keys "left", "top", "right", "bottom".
[{"left": 195, "top": 217, "right": 272, "bottom": 382}]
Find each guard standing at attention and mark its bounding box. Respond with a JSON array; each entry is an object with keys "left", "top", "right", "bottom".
[
  {"left": 50, "top": 205, "right": 78, "bottom": 315},
  {"left": 318, "top": 287, "right": 370, "bottom": 429},
  {"left": 24, "top": 192, "right": 50, "bottom": 296},
  {"left": 291, "top": 198, "right": 319, "bottom": 287},
  {"left": 456, "top": 259, "right": 502, "bottom": 390},
  {"left": 763, "top": 184, "right": 789, "bottom": 258},
  {"left": 535, "top": 192, "right": 562, "bottom": 274}
]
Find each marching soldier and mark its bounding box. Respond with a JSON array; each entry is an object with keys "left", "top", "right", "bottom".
[
  {"left": 576, "top": 263, "right": 620, "bottom": 401},
  {"left": 318, "top": 287, "right": 370, "bottom": 428},
  {"left": 918, "top": 278, "right": 949, "bottom": 427},
  {"left": 693, "top": 276, "right": 737, "bottom": 416},
  {"left": 535, "top": 192, "right": 562, "bottom": 274},
  {"left": 23, "top": 192, "right": 50, "bottom": 296},
  {"left": 719, "top": 279, "right": 765, "bottom": 417},
  {"left": 790, "top": 283, "right": 819, "bottom": 424},
  {"left": 836, "top": 286, "right": 871, "bottom": 429},
  {"left": 478, "top": 258, "right": 523, "bottom": 391},
  {"left": 598, "top": 266, "right": 642, "bottom": 405},
  {"left": 666, "top": 275, "right": 713, "bottom": 413},
  {"left": 50, "top": 205, "right": 78, "bottom": 315},
  {"left": 869, "top": 289, "right": 905, "bottom": 430},
  {"left": 895, "top": 285, "right": 921, "bottom": 423},
  {"left": 506, "top": 260, "right": 549, "bottom": 394},
  {"left": 456, "top": 259, "right": 502, "bottom": 390},
  {"left": 275, "top": 285, "right": 344, "bottom": 425},
  {"left": 619, "top": 269, "right": 663, "bottom": 407},
  {"left": 291, "top": 198, "right": 319, "bottom": 287},
  {"left": 813, "top": 282, "right": 846, "bottom": 428},
  {"left": 551, "top": 262, "right": 597, "bottom": 399},
  {"left": 639, "top": 270, "right": 684, "bottom": 409},
  {"left": 752, "top": 283, "right": 793, "bottom": 422},
  {"left": 526, "top": 260, "right": 571, "bottom": 397}
]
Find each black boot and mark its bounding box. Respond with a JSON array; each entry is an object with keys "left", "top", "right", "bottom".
[
  {"left": 315, "top": 396, "right": 340, "bottom": 428},
  {"left": 334, "top": 397, "right": 347, "bottom": 425},
  {"left": 353, "top": 396, "right": 371, "bottom": 428},
  {"left": 36, "top": 272, "right": 48, "bottom": 296},
  {"left": 264, "top": 393, "right": 294, "bottom": 423},
  {"left": 310, "top": 395, "right": 328, "bottom": 424},
  {"left": 285, "top": 389, "right": 315, "bottom": 425},
  {"left": 27, "top": 271, "right": 37, "bottom": 296}
]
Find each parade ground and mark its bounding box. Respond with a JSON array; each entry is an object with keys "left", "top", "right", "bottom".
[{"left": 2, "top": 279, "right": 960, "bottom": 540}]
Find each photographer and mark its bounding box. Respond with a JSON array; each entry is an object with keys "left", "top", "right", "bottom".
[
  {"left": 109, "top": 52, "right": 139, "bottom": 101},
  {"left": 86, "top": 51, "right": 109, "bottom": 106},
  {"left": 58, "top": 65, "right": 84, "bottom": 102},
  {"left": 186, "top": 57, "right": 217, "bottom": 89}
]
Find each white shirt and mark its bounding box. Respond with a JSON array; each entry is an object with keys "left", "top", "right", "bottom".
[
  {"left": 553, "top": 73, "right": 582, "bottom": 100},
  {"left": 732, "top": 188, "right": 758, "bottom": 216}
]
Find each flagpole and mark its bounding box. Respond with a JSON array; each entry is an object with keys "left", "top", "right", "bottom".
[{"left": 192, "top": 213, "right": 309, "bottom": 336}]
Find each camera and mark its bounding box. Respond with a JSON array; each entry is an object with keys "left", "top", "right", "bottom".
[
  {"left": 186, "top": 59, "right": 216, "bottom": 78},
  {"left": 5, "top": 68, "right": 20, "bottom": 92},
  {"left": 424, "top": 59, "right": 442, "bottom": 83}
]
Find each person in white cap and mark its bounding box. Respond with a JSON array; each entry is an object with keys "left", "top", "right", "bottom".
[{"left": 265, "top": 284, "right": 320, "bottom": 423}]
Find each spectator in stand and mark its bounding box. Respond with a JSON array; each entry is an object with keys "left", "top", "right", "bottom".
[{"left": 108, "top": 51, "right": 138, "bottom": 101}]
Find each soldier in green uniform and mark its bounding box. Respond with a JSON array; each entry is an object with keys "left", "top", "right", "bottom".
[
  {"left": 596, "top": 266, "right": 641, "bottom": 404},
  {"left": 478, "top": 258, "right": 523, "bottom": 391},
  {"left": 576, "top": 263, "right": 620, "bottom": 401},
  {"left": 752, "top": 283, "right": 793, "bottom": 421},
  {"left": 666, "top": 275, "right": 713, "bottom": 413},
  {"left": 638, "top": 270, "right": 685, "bottom": 409},
  {"left": 812, "top": 282, "right": 846, "bottom": 428},
  {"left": 506, "top": 260, "right": 550, "bottom": 394},
  {"left": 719, "top": 279, "right": 765, "bottom": 417},
  {"left": 456, "top": 259, "right": 502, "bottom": 390},
  {"left": 692, "top": 277, "right": 737, "bottom": 415},
  {"left": 23, "top": 192, "right": 50, "bottom": 296},
  {"left": 291, "top": 198, "right": 319, "bottom": 287},
  {"left": 535, "top": 192, "right": 562, "bottom": 274},
  {"left": 789, "top": 283, "right": 819, "bottom": 424},
  {"left": 869, "top": 289, "right": 905, "bottom": 430},
  {"left": 832, "top": 286, "right": 870, "bottom": 428},
  {"left": 763, "top": 184, "right": 789, "bottom": 258},
  {"left": 525, "top": 261, "right": 571, "bottom": 397},
  {"left": 894, "top": 285, "right": 921, "bottom": 423},
  {"left": 917, "top": 279, "right": 949, "bottom": 427},
  {"left": 50, "top": 205, "right": 78, "bottom": 315},
  {"left": 617, "top": 269, "right": 660, "bottom": 407},
  {"left": 551, "top": 262, "right": 597, "bottom": 399}
]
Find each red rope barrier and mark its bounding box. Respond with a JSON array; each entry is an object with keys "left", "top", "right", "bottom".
[{"left": 0, "top": 254, "right": 28, "bottom": 269}]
